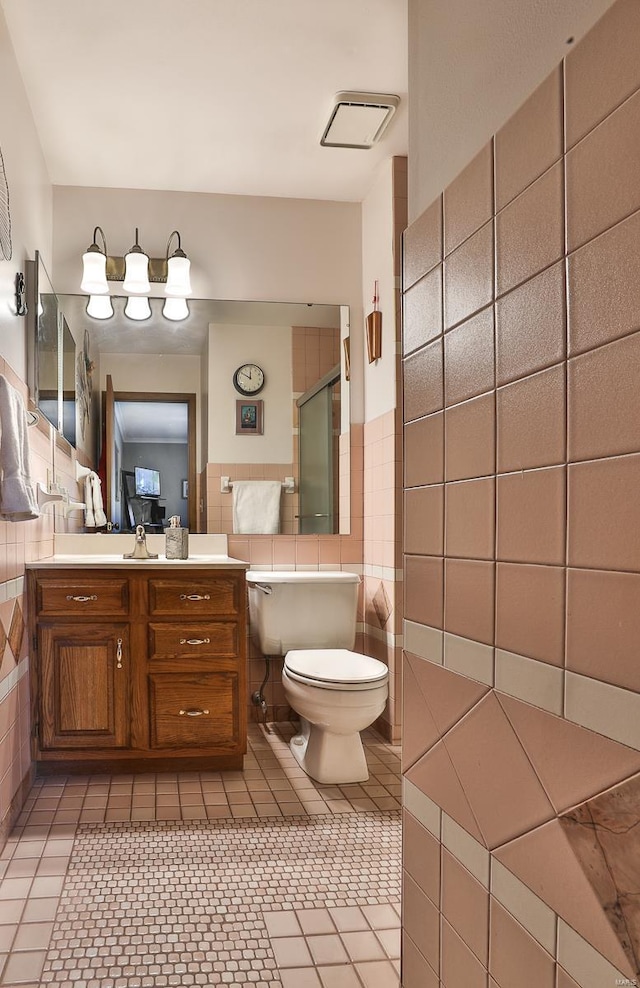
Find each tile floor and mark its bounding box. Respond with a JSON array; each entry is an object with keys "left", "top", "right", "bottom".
[{"left": 0, "top": 724, "right": 402, "bottom": 988}]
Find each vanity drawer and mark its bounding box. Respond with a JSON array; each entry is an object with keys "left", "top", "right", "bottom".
[
  {"left": 149, "top": 672, "right": 239, "bottom": 749},
  {"left": 35, "top": 578, "right": 129, "bottom": 617},
  {"left": 148, "top": 578, "right": 240, "bottom": 617},
  {"left": 148, "top": 622, "right": 238, "bottom": 659}
]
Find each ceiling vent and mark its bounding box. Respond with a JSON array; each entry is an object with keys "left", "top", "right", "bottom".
[{"left": 320, "top": 92, "right": 400, "bottom": 149}]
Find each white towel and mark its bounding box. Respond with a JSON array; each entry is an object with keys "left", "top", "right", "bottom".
[
  {"left": 0, "top": 376, "right": 39, "bottom": 521},
  {"left": 232, "top": 480, "right": 281, "bottom": 534},
  {"left": 84, "top": 471, "right": 107, "bottom": 528}
]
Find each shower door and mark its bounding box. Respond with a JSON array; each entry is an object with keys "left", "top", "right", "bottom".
[{"left": 297, "top": 382, "right": 334, "bottom": 534}]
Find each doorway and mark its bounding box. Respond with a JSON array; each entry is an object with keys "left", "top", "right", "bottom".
[{"left": 103, "top": 378, "right": 197, "bottom": 532}]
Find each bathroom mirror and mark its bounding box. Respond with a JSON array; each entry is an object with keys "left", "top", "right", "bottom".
[
  {"left": 26, "top": 252, "right": 77, "bottom": 448},
  {"left": 46, "top": 293, "right": 350, "bottom": 536}
]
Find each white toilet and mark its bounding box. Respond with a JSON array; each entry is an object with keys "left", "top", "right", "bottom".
[{"left": 246, "top": 570, "right": 389, "bottom": 784}]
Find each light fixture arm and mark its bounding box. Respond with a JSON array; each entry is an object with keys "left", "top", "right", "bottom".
[
  {"left": 127, "top": 227, "right": 145, "bottom": 256},
  {"left": 87, "top": 225, "right": 108, "bottom": 256},
  {"left": 166, "top": 230, "right": 186, "bottom": 259}
]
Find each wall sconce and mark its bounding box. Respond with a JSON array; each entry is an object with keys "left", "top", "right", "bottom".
[
  {"left": 366, "top": 281, "right": 382, "bottom": 362},
  {"left": 81, "top": 226, "right": 192, "bottom": 322},
  {"left": 14, "top": 272, "right": 27, "bottom": 316}
]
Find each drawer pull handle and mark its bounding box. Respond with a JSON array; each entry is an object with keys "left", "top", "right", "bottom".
[
  {"left": 66, "top": 594, "right": 98, "bottom": 602},
  {"left": 180, "top": 593, "right": 211, "bottom": 601},
  {"left": 116, "top": 637, "right": 123, "bottom": 670},
  {"left": 179, "top": 638, "right": 211, "bottom": 646},
  {"left": 179, "top": 708, "right": 210, "bottom": 717}
]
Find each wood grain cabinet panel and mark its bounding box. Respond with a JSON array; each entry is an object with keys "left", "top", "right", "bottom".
[
  {"left": 28, "top": 566, "right": 247, "bottom": 773},
  {"left": 39, "top": 624, "right": 129, "bottom": 750},
  {"left": 148, "top": 578, "right": 240, "bottom": 616},
  {"left": 35, "top": 578, "right": 129, "bottom": 617},
  {"left": 148, "top": 622, "right": 238, "bottom": 660},
  {"left": 149, "top": 672, "right": 239, "bottom": 749}
]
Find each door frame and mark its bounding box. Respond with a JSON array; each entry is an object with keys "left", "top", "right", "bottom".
[{"left": 103, "top": 384, "right": 197, "bottom": 532}]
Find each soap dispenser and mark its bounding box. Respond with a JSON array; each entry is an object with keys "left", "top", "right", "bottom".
[{"left": 165, "top": 515, "right": 189, "bottom": 560}]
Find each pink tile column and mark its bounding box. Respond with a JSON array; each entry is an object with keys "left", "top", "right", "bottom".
[{"left": 401, "top": 3, "right": 640, "bottom": 985}]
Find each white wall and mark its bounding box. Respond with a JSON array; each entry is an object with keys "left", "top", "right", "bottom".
[
  {"left": 207, "top": 324, "right": 292, "bottom": 465},
  {"left": 0, "top": 8, "right": 52, "bottom": 377},
  {"left": 408, "top": 0, "right": 616, "bottom": 220},
  {"left": 361, "top": 158, "right": 397, "bottom": 422},
  {"left": 99, "top": 352, "right": 201, "bottom": 394}
]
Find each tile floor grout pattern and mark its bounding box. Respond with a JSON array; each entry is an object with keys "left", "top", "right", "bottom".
[{"left": 0, "top": 724, "right": 402, "bottom": 988}]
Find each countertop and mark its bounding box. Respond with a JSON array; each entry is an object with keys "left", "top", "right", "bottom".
[{"left": 25, "top": 554, "right": 249, "bottom": 570}]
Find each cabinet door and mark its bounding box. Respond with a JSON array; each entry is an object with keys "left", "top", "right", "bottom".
[{"left": 39, "top": 624, "right": 129, "bottom": 750}]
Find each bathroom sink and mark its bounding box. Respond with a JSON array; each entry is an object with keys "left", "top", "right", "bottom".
[
  {"left": 26, "top": 533, "right": 249, "bottom": 569},
  {"left": 26, "top": 553, "right": 249, "bottom": 569}
]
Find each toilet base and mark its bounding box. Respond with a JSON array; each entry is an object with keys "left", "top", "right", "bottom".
[{"left": 289, "top": 717, "right": 369, "bottom": 784}]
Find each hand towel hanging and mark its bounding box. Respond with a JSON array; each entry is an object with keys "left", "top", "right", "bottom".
[
  {"left": 0, "top": 375, "right": 40, "bottom": 521},
  {"left": 232, "top": 480, "right": 281, "bottom": 534}
]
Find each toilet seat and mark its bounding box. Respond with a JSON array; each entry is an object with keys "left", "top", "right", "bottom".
[{"left": 284, "top": 649, "right": 388, "bottom": 691}]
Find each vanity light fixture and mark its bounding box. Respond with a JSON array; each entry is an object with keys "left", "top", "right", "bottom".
[
  {"left": 124, "top": 295, "right": 152, "bottom": 321},
  {"left": 122, "top": 228, "right": 150, "bottom": 295},
  {"left": 86, "top": 294, "right": 114, "bottom": 320},
  {"left": 162, "top": 296, "right": 189, "bottom": 321},
  {"left": 80, "top": 226, "right": 192, "bottom": 322}
]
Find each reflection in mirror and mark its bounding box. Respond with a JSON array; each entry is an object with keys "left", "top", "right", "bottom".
[
  {"left": 61, "top": 317, "right": 76, "bottom": 447},
  {"left": 51, "top": 295, "right": 350, "bottom": 537},
  {"left": 27, "top": 253, "right": 78, "bottom": 448}
]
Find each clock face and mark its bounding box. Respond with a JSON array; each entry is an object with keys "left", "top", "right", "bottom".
[{"left": 233, "top": 363, "right": 265, "bottom": 396}]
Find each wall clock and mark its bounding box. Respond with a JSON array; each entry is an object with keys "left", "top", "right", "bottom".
[{"left": 233, "top": 363, "right": 265, "bottom": 396}]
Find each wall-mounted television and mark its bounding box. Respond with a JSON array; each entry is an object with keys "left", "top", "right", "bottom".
[{"left": 134, "top": 465, "right": 161, "bottom": 497}]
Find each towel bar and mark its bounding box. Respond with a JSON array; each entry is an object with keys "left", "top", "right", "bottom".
[{"left": 220, "top": 476, "right": 295, "bottom": 494}]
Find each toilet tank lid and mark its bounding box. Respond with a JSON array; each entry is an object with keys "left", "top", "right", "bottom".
[{"left": 246, "top": 570, "right": 360, "bottom": 585}]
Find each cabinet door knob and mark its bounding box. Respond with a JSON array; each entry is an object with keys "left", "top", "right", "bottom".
[
  {"left": 179, "top": 593, "right": 211, "bottom": 601},
  {"left": 179, "top": 708, "right": 210, "bottom": 717},
  {"left": 65, "top": 594, "right": 98, "bottom": 602},
  {"left": 179, "top": 638, "right": 211, "bottom": 646},
  {"left": 116, "top": 637, "right": 123, "bottom": 669}
]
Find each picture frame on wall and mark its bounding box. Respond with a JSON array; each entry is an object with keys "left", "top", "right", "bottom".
[{"left": 236, "top": 399, "right": 263, "bottom": 436}]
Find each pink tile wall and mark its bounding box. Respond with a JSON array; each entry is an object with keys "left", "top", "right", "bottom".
[
  {"left": 361, "top": 157, "right": 407, "bottom": 743},
  {"left": 401, "top": 2, "right": 640, "bottom": 985},
  {"left": 0, "top": 360, "right": 60, "bottom": 848}
]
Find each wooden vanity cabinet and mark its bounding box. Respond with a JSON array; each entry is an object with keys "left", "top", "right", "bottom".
[{"left": 28, "top": 567, "right": 247, "bottom": 774}]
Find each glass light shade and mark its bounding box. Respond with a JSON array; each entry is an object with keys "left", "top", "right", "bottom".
[
  {"left": 124, "top": 295, "right": 151, "bottom": 321},
  {"left": 81, "top": 250, "right": 109, "bottom": 294},
  {"left": 86, "top": 295, "right": 114, "bottom": 319},
  {"left": 162, "top": 297, "right": 189, "bottom": 321},
  {"left": 123, "top": 249, "right": 150, "bottom": 294},
  {"left": 165, "top": 255, "right": 192, "bottom": 297}
]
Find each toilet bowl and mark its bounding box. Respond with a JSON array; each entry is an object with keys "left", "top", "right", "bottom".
[
  {"left": 283, "top": 649, "right": 389, "bottom": 783},
  {"left": 246, "top": 570, "right": 389, "bottom": 783}
]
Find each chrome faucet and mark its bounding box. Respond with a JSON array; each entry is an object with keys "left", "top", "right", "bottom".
[{"left": 123, "top": 524, "right": 159, "bottom": 560}]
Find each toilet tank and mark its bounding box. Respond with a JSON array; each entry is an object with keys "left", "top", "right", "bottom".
[{"left": 246, "top": 570, "right": 360, "bottom": 655}]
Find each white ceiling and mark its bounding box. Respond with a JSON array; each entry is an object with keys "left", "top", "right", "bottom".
[
  {"left": 1, "top": 0, "right": 408, "bottom": 203},
  {"left": 115, "top": 401, "right": 188, "bottom": 444},
  {"left": 60, "top": 295, "right": 341, "bottom": 355}
]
